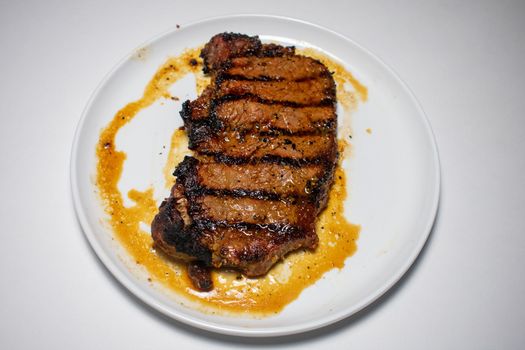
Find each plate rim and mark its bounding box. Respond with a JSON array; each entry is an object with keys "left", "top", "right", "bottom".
[{"left": 70, "top": 13, "right": 441, "bottom": 337}]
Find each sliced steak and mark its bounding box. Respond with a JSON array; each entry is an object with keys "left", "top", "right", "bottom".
[{"left": 152, "top": 33, "right": 339, "bottom": 290}]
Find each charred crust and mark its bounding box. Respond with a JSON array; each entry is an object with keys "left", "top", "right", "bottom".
[
  {"left": 216, "top": 73, "right": 284, "bottom": 83},
  {"left": 173, "top": 155, "right": 198, "bottom": 178},
  {"left": 163, "top": 227, "right": 212, "bottom": 264},
  {"left": 205, "top": 152, "right": 332, "bottom": 167},
  {"left": 260, "top": 43, "right": 295, "bottom": 57},
  {"left": 186, "top": 119, "right": 222, "bottom": 149},
  {"left": 151, "top": 197, "right": 212, "bottom": 264},
  {"left": 180, "top": 100, "right": 192, "bottom": 125}
]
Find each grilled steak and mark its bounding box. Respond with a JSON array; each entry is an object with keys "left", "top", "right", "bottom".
[{"left": 152, "top": 33, "right": 339, "bottom": 290}]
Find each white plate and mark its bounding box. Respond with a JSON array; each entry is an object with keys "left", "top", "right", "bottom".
[{"left": 71, "top": 15, "right": 440, "bottom": 337}]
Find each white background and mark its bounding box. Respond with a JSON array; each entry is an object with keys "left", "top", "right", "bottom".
[{"left": 1, "top": 0, "right": 524, "bottom": 348}]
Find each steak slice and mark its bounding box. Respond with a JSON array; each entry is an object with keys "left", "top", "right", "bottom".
[
  {"left": 200, "top": 33, "right": 295, "bottom": 74},
  {"left": 200, "top": 33, "right": 261, "bottom": 74},
  {"left": 192, "top": 195, "right": 316, "bottom": 229},
  {"left": 152, "top": 33, "right": 339, "bottom": 290},
  {"left": 190, "top": 130, "right": 337, "bottom": 163},
  {"left": 174, "top": 156, "right": 330, "bottom": 203},
  {"left": 214, "top": 99, "right": 336, "bottom": 134},
  {"left": 221, "top": 56, "right": 330, "bottom": 81},
  {"left": 216, "top": 77, "right": 336, "bottom": 105}
]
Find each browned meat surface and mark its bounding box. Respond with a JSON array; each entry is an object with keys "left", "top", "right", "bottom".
[{"left": 152, "top": 33, "right": 339, "bottom": 290}]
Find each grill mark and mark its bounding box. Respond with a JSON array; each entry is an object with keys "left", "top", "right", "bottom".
[
  {"left": 190, "top": 186, "right": 330, "bottom": 206},
  {"left": 205, "top": 152, "right": 332, "bottom": 166},
  {"left": 217, "top": 74, "right": 326, "bottom": 83},
  {"left": 187, "top": 187, "right": 298, "bottom": 202},
  {"left": 184, "top": 187, "right": 328, "bottom": 204},
  {"left": 219, "top": 74, "right": 285, "bottom": 82},
  {"left": 215, "top": 94, "right": 334, "bottom": 108}
]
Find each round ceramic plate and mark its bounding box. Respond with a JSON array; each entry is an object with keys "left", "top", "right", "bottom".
[{"left": 71, "top": 15, "right": 440, "bottom": 337}]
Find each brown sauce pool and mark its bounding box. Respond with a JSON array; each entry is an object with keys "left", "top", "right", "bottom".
[{"left": 96, "top": 46, "right": 365, "bottom": 316}]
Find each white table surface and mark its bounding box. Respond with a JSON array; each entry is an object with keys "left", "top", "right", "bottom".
[{"left": 1, "top": 0, "right": 524, "bottom": 348}]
